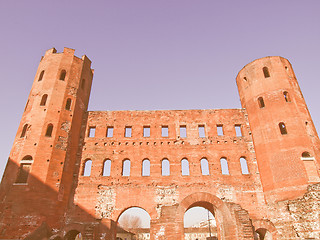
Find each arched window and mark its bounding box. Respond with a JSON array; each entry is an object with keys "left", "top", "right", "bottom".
[
  {"left": 283, "top": 91, "right": 291, "bottom": 102},
  {"left": 181, "top": 158, "right": 190, "bottom": 176},
  {"left": 15, "top": 155, "right": 33, "bottom": 183},
  {"left": 20, "top": 124, "right": 28, "bottom": 138},
  {"left": 38, "top": 70, "right": 44, "bottom": 81},
  {"left": 302, "top": 152, "right": 311, "bottom": 158},
  {"left": 122, "top": 159, "right": 131, "bottom": 176},
  {"left": 103, "top": 159, "right": 111, "bottom": 176},
  {"left": 83, "top": 159, "right": 92, "bottom": 176},
  {"left": 263, "top": 67, "right": 270, "bottom": 78},
  {"left": 162, "top": 159, "right": 170, "bottom": 176},
  {"left": 279, "top": 122, "right": 287, "bottom": 135},
  {"left": 45, "top": 124, "right": 53, "bottom": 137},
  {"left": 40, "top": 94, "right": 48, "bottom": 106},
  {"left": 240, "top": 157, "right": 249, "bottom": 174},
  {"left": 258, "top": 97, "right": 265, "bottom": 108},
  {"left": 59, "top": 70, "right": 66, "bottom": 80},
  {"left": 142, "top": 159, "right": 150, "bottom": 176},
  {"left": 200, "top": 158, "right": 209, "bottom": 175},
  {"left": 65, "top": 98, "right": 72, "bottom": 110},
  {"left": 220, "top": 158, "right": 229, "bottom": 175}
]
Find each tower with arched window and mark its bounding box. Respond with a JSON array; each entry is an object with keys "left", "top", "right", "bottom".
[
  {"left": 236, "top": 56, "right": 320, "bottom": 202},
  {"left": 0, "top": 47, "right": 94, "bottom": 235}
]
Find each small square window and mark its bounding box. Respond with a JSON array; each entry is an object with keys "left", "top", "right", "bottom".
[
  {"left": 88, "top": 127, "right": 96, "bottom": 138},
  {"left": 180, "top": 126, "right": 187, "bottom": 138},
  {"left": 162, "top": 126, "right": 168, "bottom": 137},
  {"left": 143, "top": 126, "right": 150, "bottom": 137},
  {"left": 235, "top": 125, "right": 242, "bottom": 137},
  {"left": 125, "top": 127, "right": 132, "bottom": 137},
  {"left": 198, "top": 125, "right": 205, "bottom": 138},
  {"left": 106, "top": 127, "right": 114, "bottom": 137},
  {"left": 217, "top": 125, "right": 223, "bottom": 136}
]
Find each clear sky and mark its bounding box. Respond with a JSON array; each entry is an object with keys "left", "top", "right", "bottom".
[{"left": 0, "top": 1, "right": 320, "bottom": 181}]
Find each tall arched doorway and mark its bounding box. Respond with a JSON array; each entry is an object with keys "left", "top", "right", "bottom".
[
  {"left": 184, "top": 206, "right": 218, "bottom": 240},
  {"left": 64, "top": 230, "right": 82, "bottom": 240},
  {"left": 117, "top": 207, "right": 151, "bottom": 240}
]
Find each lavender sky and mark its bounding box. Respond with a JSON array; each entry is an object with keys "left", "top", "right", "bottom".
[{"left": 0, "top": 1, "right": 320, "bottom": 182}]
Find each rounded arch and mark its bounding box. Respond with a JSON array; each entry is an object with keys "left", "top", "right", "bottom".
[
  {"left": 200, "top": 157, "right": 209, "bottom": 175},
  {"left": 252, "top": 219, "right": 277, "bottom": 240},
  {"left": 116, "top": 206, "right": 151, "bottom": 224},
  {"left": 22, "top": 155, "right": 33, "bottom": 161},
  {"left": 59, "top": 69, "right": 67, "bottom": 81},
  {"left": 102, "top": 159, "right": 111, "bottom": 176},
  {"left": 82, "top": 159, "right": 92, "bottom": 176},
  {"left": 178, "top": 192, "right": 237, "bottom": 240},
  {"left": 122, "top": 159, "right": 131, "bottom": 176},
  {"left": 64, "top": 230, "right": 82, "bottom": 240},
  {"left": 302, "top": 151, "right": 312, "bottom": 158},
  {"left": 181, "top": 158, "right": 189, "bottom": 176},
  {"left": 161, "top": 158, "right": 170, "bottom": 176},
  {"left": 142, "top": 158, "right": 150, "bottom": 176}
]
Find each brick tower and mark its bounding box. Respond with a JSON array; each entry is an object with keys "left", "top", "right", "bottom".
[
  {"left": 0, "top": 48, "right": 93, "bottom": 238},
  {"left": 236, "top": 56, "right": 320, "bottom": 202}
]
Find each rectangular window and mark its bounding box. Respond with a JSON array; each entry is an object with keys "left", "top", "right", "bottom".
[
  {"left": 125, "top": 126, "right": 132, "bottom": 137},
  {"left": 217, "top": 125, "right": 223, "bottom": 136},
  {"left": 106, "top": 127, "right": 114, "bottom": 137},
  {"left": 16, "top": 163, "right": 31, "bottom": 183},
  {"left": 235, "top": 125, "right": 242, "bottom": 137},
  {"left": 143, "top": 126, "right": 150, "bottom": 137},
  {"left": 88, "top": 127, "right": 96, "bottom": 138},
  {"left": 198, "top": 125, "right": 205, "bottom": 138},
  {"left": 180, "top": 125, "right": 187, "bottom": 138},
  {"left": 162, "top": 126, "right": 168, "bottom": 137}
]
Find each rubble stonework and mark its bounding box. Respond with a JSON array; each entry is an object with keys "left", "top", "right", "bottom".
[{"left": 0, "top": 48, "right": 320, "bottom": 239}]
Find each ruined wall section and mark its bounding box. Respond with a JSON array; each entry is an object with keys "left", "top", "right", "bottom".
[{"left": 70, "top": 109, "right": 266, "bottom": 229}]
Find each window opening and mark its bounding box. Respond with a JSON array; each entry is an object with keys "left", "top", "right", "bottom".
[
  {"left": 235, "top": 125, "right": 242, "bottom": 137},
  {"left": 118, "top": 207, "right": 151, "bottom": 234},
  {"left": 279, "top": 122, "right": 287, "bottom": 135},
  {"left": 180, "top": 125, "right": 187, "bottom": 138},
  {"left": 16, "top": 163, "right": 32, "bottom": 183},
  {"left": 122, "top": 159, "right": 131, "bottom": 176},
  {"left": 302, "top": 152, "right": 311, "bottom": 158},
  {"left": 220, "top": 158, "right": 229, "bottom": 175},
  {"left": 88, "top": 127, "right": 96, "bottom": 137},
  {"left": 103, "top": 159, "right": 111, "bottom": 176},
  {"left": 162, "top": 126, "right": 168, "bottom": 137},
  {"left": 258, "top": 97, "right": 265, "bottom": 108},
  {"left": 263, "top": 67, "right": 270, "bottom": 78},
  {"left": 283, "top": 91, "right": 291, "bottom": 102},
  {"left": 142, "top": 159, "right": 150, "bottom": 176},
  {"left": 65, "top": 98, "right": 72, "bottom": 110},
  {"left": 45, "top": 124, "right": 53, "bottom": 137},
  {"left": 143, "top": 126, "right": 150, "bottom": 137},
  {"left": 200, "top": 158, "right": 210, "bottom": 175},
  {"left": 38, "top": 70, "right": 44, "bottom": 81},
  {"left": 198, "top": 125, "right": 205, "bottom": 138},
  {"left": 162, "top": 159, "right": 170, "bottom": 176},
  {"left": 125, "top": 127, "right": 132, "bottom": 137},
  {"left": 106, "top": 127, "right": 114, "bottom": 137},
  {"left": 40, "top": 94, "right": 48, "bottom": 106},
  {"left": 181, "top": 158, "right": 190, "bottom": 176},
  {"left": 59, "top": 70, "right": 66, "bottom": 81},
  {"left": 83, "top": 159, "right": 92, "bottom": 176},
  {"left": 20, "top": 124, "right": 28, "bottom": 138},
  {"left": 217, "top": 125, "right": 223, "bottom": 136},
  {"left": 240, "top": 157, "right": 249, "bottom": 174}
]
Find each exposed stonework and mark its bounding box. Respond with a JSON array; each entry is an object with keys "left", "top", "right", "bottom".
[{"left": 0, "top": 48, "right": 319, "bottom": 240}]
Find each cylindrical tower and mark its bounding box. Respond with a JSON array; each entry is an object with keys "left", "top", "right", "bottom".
[
  {"left": 236, "top": 56, "right": 320, "bottom": 202},
  {"left": 0, "top": 48, "right": 93, "bottom": 238}
]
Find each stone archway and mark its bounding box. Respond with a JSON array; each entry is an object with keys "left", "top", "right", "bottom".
[
  {"left": 252, "top": 219, "right": 277, "bottom": 240},
  {"left": 178, "top": 192, "right": 238, "bottom": 240}
]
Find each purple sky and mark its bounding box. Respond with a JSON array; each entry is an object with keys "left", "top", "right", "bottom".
[{"left": 1, "top": 0, "right": 320, "bottom": 182}]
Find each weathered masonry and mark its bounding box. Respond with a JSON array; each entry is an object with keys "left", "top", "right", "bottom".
[{"left": 0, "top": 47, "right": 320, "bottom": 239}]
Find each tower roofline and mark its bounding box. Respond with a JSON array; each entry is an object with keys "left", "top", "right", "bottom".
[{"left": 236, "top": 56, "right": 290, "bottom": 78}]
